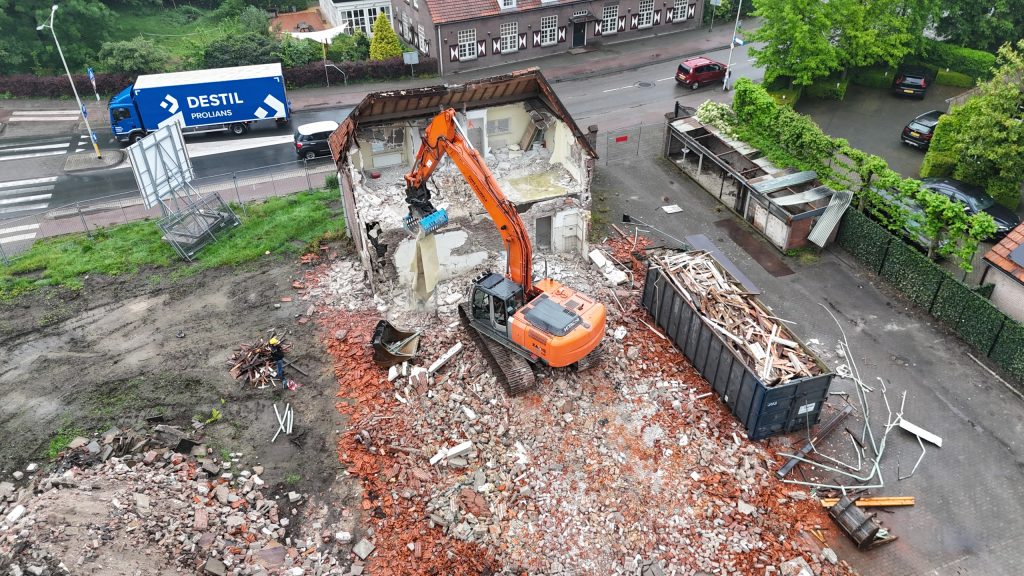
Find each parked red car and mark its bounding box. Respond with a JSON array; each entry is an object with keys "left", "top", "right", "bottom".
[{"left": 675, "top": 57, "right": 728, "bottom": 90}]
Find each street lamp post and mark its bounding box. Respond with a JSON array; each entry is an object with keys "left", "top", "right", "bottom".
[
  {"left": 37, "top": 4, "right": 102, "bottom": 159},
  {"left": 723, "top": 0, "right": 743, "bottom": 91}
]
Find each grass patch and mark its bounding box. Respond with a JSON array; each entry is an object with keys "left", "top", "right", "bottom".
[
  {"left": 112, "top": 7, "right": 221, "bottom": 62},
  {"left": 0, "top": 189, "right": 343, "bottom": 300},
  {"left": 47, "top": 420, "right": 83, "bottom": 459},
  {"left": 935, "top": 69, "right": 975, "bottom": 88},
  {"left": 766, "top": 87, "right": 801, "bottom": 107},
  {"left": 849, "top": 66, "right": 896, "bottom": 89},
  {"left": 285, "top": 473, "right": 301, "bottom": 485}
]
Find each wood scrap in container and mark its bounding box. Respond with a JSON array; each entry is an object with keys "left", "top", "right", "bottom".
[{"left": 652, "top": 250, "right": 822, "bottom": 386}]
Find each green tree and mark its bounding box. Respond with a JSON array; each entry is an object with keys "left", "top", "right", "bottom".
[
  {"left": 369, "top": 13, "right": 403, "bottom": 61},
  {"left": 748, "top": 0, "right": 840, "bottom": 86},
  {"left": 98, "top": 36, "right": 170, "bottom": 74},
  {"left": 239, "top": 5, "right": 270, "bottom": 36},
  {"left": 203, "top": 32, "right": 280, "bottom": 68},
  {"left": 276, "top": 35, "right": 322, "bottom": 67},
  {"left": 328, "top": 32, "right": 370, "bottom": 61},
  {"left": 924, "top": 40, "right": 1024, "bottom": 209},
  {"left": 937, "top": 0, "right": 1024, "bottom": 53},
  {"left": 30, "top": 0, "right": 115, "bottom": 74},
  {"left": 214, "top": 0, "right": 246, "bottom": 21},
  {"left": 831, "top": 0, "right": 912, "bottom": 70}
]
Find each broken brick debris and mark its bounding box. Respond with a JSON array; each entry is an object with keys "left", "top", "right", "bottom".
[
  {"left": 317, "top": 242, "right": 855, "bottom": 576},
  {"left": 227, "top": 338, "right": 291, "bottom": 389}
]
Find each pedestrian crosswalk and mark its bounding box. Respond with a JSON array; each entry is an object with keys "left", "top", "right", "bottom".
[
  {"left": 0, "top": 176, "right": 57, "bottom": 216},
  {"left": 6, "top": 109, "right": 80, "bottom": 123},
  {"left": 0, "top": 135, "right": 89, "bottom": 163}
]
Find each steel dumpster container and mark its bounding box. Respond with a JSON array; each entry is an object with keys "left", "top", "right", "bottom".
[{"left": 641, "top": 263, "right": 833, "bottom": 440}]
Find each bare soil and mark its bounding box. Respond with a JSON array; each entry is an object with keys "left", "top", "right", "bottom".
[{"left": 0, "top": 251, "right": 355, "bottom": 509}]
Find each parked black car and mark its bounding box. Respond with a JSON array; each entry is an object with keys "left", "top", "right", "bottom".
[
  {"left": 901, "top": 110, "right": 944, "bottom": 149},
  {"left": 293, "top": 120, "right": 339, "bottom": 160},
  {"left": 892, "top": 67, "right": 931, "bottom": 99},
  {"left": 920, "top": 177, "right": 1020, "bottom": 239}
]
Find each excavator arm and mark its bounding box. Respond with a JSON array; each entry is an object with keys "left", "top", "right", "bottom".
[{"left": 404, "top": 108, "right": 535, "bottom": 294}]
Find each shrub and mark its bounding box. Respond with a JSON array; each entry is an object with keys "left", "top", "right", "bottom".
[
  {"left": 277, "top": 36, "right": 322, "bottom": 68},
  {"left": 836, "top": 210, "right": 892, "bottom": 274},
  {"left": 919, "top": 150, "right": 956, "bottom": 178},
  {"left": 879, "top": 240, "right": 945, "bottom": 308},
  {"left": 935, "top": 69, "right": 975, "bottom": 87},
  {"left": 848, "top": 66, "right": 895, "bottom": 89},
  {"left": 805, "top": 77, "right": 848, "bottom": 100},
  {"left": 203, "top": 33, "right": 280, "bottom": 68},
  {"left": 917, "top": 38, "right": 996, "bottom": 79},
  {"left": 239, "top": 5, "right": 270, "bottom": 36},
  {"left": 329, "top": 32, "right": 370, "bottom": 62},
  {"left": 98, "top": 36, "right": 171, "bottom": 75},
  {"left": 176, "top": 5, "right": 204, "bottom": 23},
  {"left": 283, "top": 57, "right": 438, "bottom": 87},
  {"left": 990, "top": 321, "right": 1024, "bottom": 384}
]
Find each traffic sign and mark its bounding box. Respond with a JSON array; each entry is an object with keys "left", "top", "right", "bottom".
[
  {"left": 91, "top": 131, "right": 98, "bottom": 143},
  {"left": 733, "top": 37, "right": 745, "bottom": 46},
  {"left": 87, "top": 67, "right": 94, "bottom": 80},
  {"left": 81, "top": 104, "right": 88, "bottom": 118}
]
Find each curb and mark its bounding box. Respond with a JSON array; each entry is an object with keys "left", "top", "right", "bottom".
[
  {"left": 549, "top": 44, "right": 733, "bottom": 84},
  {"left": 63, "top": 149, "right": 126, "bottom": 173}
]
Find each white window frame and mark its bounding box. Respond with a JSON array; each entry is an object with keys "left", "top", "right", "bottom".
[
  {"left": 413, "top": 0, "right": 418, "bottom": 7},
  {"left": 602, "top": 5, "right": 618, "bottom": 36},
  {"left": 418, "top": 24, "right": 427, "bottom": 52},
  {"left": 401, "top": 11, "right": 412, "bottom": 38},
  {"left": 458, "top": 28, "right": 478, "bottom": 60},
  {"left": 540, "top": 15, "right": 557, "bottom": 46},
  {"left": 638, "top": 0, "right": 654, "bottom": 28},
  {"left": 673, "top": 0, "right": 687, "bottom": 21},
  {"left": 499, "top": 21, "right": 518, "bottom": 53},
  {"left": 499, "top": 0, "right": 516, "bottom": 9}
]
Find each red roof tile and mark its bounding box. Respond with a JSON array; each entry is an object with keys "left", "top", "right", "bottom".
[
  {"left": 424, "top": 0, "right": 569, "bottom": 25},
  {"left": 983, "top": 222, "right": 1024, "bottom": 283}
]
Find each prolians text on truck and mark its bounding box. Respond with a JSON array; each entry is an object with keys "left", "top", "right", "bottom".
[{"left": 108, "top": 63, "right": 290, "bottom": 145}]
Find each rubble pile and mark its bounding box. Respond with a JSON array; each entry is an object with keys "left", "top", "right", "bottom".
[
  {"left": 316, "top": 240, "right": 857, "bottom": 575},
  {"left": 0, "top": 434, "right": 352, "bottom": 576}
]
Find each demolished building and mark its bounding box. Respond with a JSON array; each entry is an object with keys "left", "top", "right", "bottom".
[{"left": 327, "top": 68, "right": 598, "bottom": 302}]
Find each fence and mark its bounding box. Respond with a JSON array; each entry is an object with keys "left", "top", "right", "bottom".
[
  {"left": 0, "top": 157, "right": 336, "bottom": 265},
  {"left": 836, "top": 209, "right": 1024, "bottom": 387},
  {"left": 598, "top": 123, "right": 665, "bottom": 165}
]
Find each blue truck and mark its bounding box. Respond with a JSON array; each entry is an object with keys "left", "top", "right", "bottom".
[{"left": 109, "top": 63, "right": 290, "bottom": 145}]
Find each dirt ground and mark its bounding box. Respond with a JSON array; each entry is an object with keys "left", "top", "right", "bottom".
[{"left": 0, "top": 249, "right": 358, "bottom": 531}]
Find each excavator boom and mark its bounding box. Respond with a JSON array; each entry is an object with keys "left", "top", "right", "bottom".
[{"left": 404, "top": 109, "right": 534, "bottom": 293}]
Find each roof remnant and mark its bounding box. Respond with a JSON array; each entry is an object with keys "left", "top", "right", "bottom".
[{"left": 983, "top": 223, "right": 1024, "bottom": 285}]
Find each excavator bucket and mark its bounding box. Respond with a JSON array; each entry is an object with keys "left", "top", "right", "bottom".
[{"left": 371, "top": 320, "right": 421, "bottom": 368}]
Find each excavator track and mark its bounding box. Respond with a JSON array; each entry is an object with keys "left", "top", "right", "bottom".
[
  {"left": 459, "top": 304, "right": 537, "bottom": 396},
  {"left": 574, "top": 344, "right": 605, "bottom": 372}
]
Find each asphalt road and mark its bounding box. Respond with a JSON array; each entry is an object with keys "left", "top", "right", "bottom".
[{"left": 0, "top": 107, "right": 351, "bottom": 215}]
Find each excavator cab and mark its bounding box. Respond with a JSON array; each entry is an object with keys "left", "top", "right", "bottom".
[{"left": 470, "top": 273, "right": 525, "bottom": 336}]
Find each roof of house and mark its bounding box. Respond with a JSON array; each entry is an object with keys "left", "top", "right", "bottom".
[
  {"left": 328, "top": 67, "right": 598, "bottom": 163},
  {"left": 983, "top": 222, "right": 1024, "bottom": 286},
  {"left": 424, "top": 0, "right": 570, "bottom": 25}
]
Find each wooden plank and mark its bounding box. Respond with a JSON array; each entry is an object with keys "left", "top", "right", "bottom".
[{"left": 819, "top": 497, "right": 915, "bottom": 508}]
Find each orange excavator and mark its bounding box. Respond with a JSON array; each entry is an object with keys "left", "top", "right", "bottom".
[{"left": 403, "top": 108, "right": 606, "bottom": 394}]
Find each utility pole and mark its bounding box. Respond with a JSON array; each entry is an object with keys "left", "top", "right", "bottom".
[
  {"left": 723, "top": 0, "right": 743, "bottom": 92},
  {"left": 38, "top": 4, "right": 102, "bottom": 159}
]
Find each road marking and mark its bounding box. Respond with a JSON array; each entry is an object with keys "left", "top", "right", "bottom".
[
  {"left": 0, "top": 203, "right": 49, "bottom": 214},
  {"left": 0, "top": 143, "right": 69, "bottom": 152},
  {"left": 0, "top": 177, "right": 59, "bottom": 189},
  {"left": 11, "top": 110, "right": 79, "bottom": 115},
  {"left": 186, "top": 134, "right": 295, "bottom": 159},
  {"left": 603, "top": 85, "right": 638, "bottom": 93},
  {"left": 0, "top": 150, "right": 66, "bottom": 162},
  {"left": 0, "top": 232, "right": 39, "bottom": 244},
  {"left": 657, "top": 77, "right": 675, "bottom": 82},
  {"left": 0, "top": 194, "right": 52, "bottom": 206},
  {"left": 0, "top": 185, "right": 55, "bottom": 198},
  {"left": 0, "top": 223, "right": 40, "bottom": 235},
  {"left": 7, "top": 116, "right": 80, "bottom": 122}
]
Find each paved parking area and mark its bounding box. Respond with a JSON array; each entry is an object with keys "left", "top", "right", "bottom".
[
  {"left": 592, "top": 135, "right": 1024, "bottom": 575},
  {"left": 796, "top": 83, "right": 966, "bottom": 178}
]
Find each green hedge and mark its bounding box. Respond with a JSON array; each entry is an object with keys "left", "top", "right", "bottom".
[
  {"left": 849, "top": 66, "right": 895, "bottom": 89},
  {"left": 836, "top": 210, "right": 892, "bottom": 274},
  {"left": 935, "top": 69, "right": 975, "bottom": 88},
  {"left": 919, "top": 150, "right": 956, "bottom": 178},
  {"left": 879, "top": 239, "right": 945, "bottom": 309},
  {"left": 915, "top": 38, "right": 996, "bottom": 79},
  {"left": 932, "top": 278, "right": 1005, "bottom": 352},
  {"left": 805, "top": 77, "right": 849, "bottom": 100},
  {"left": 990, "top": 321, "right": 1024, "bottom": 384}
]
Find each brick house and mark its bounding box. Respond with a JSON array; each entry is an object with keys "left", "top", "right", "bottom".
[
  {"left": 390, "top": 0, "right": 705, "bottom": 75},
  {"left": 981, "top": 223, "right": 1024, "bottom": 323}
]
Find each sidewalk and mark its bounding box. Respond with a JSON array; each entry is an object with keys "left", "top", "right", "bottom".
[{"left": 0, "top": 22, "right": 744, "bottom": 116}]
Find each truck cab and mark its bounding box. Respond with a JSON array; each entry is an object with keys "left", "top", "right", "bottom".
[{"left": 109, "top": 85, "right": 145, "bottom": 144}]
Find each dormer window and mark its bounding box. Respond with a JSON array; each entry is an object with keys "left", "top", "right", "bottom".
[{"left": 499, "top": 0, "right": 516, "bottom": 9}]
